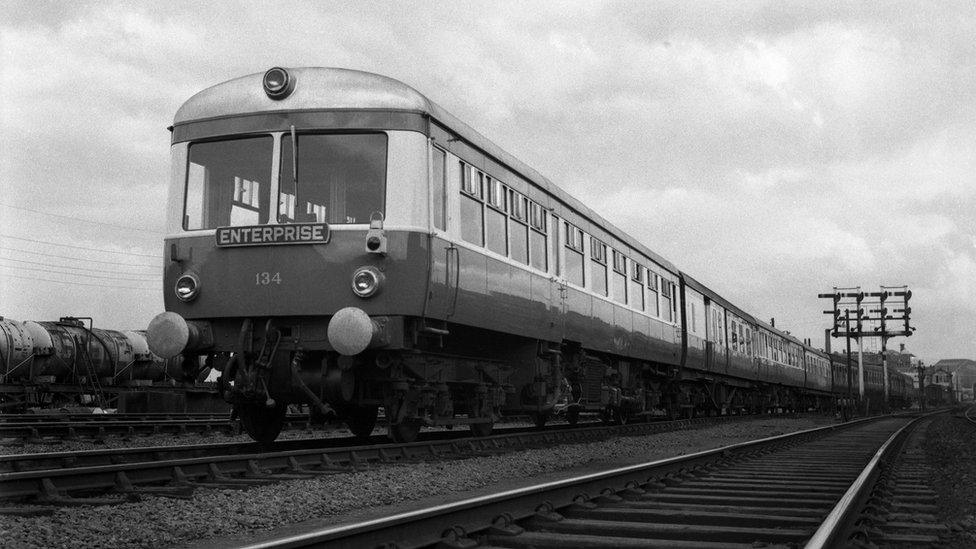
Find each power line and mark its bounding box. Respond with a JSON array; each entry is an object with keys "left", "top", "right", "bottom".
[
  {"left": 0, "top": 234, "right": 162, "bottom": 258},
  {"left": 0, "top": 245, "right": 160, "bottom": 268},
  {"left": 0, "top": 257, "right": 160, "bottom": 277},
  {"left": 0, "top": 273, "right": 159, "bottom": 292},
  {"left": 0, "top": 263, "right": 160, "bottom": 283},
  {"left": 0, "top": 202, "right": 164, "bottom": 235}
]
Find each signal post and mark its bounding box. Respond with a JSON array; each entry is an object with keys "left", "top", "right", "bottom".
[{"left": 819, "top": 286, "right": 915, "bottom": 413}]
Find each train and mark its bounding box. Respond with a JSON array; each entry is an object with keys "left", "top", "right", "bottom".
[
  {"left": 0, "top": 316, "right": 218, "bottom": 412},
  {"left": 145, "top": 67, "right": 913, "bottom": 443}
]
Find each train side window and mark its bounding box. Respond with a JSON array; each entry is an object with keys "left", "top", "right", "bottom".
[
  {"left": 590, "top": 237, "right": 608, "bottom": 296},
  {"left": 529, "top": 202, "right": 547, "bottom": 272},
  {"left": 630, "top": 262, "right": 645, "bottom": 311},
  {"left": 484, "top": 176, "right": 507, "bottom": 256},
  {"left": 661, "top": 280, "right": 672, "bottom": 322},
  {"left": 509, "top": 190, "right": 529, "bottom": 265},
  {"left": 432, "top": 147, "right": 446, "bottom": 230},
  {"left": 551, "top": 214, "right": 561, "bottom": 276},
  {"left": 647, "top": 273, "right": 659, "bottom": 317},
  {"left": 564, "top": 222, "right": 585, "bottom": 287},
  {"left": 459, "top": 162, "right": 484, "bottom": 246},
  {"left": 611, "top": 251, "right": 627, "bottom": 304}
]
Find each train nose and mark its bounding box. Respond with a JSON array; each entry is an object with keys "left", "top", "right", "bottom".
[
  {"left": 147, "top": 312, "right": 211, "bottom": 358},
  {"left": 328, "top": 307, "right": 380, "bottom": 356}
]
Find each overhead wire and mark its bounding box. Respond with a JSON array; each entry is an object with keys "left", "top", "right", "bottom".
[
  {"left": 0, "top": 202, "right": 164, "bottom": 235},
  {"left": 0, "top": 263, "right": 160, "bottom": 283},
  {"left": 0, "top": 245, "right": 160, "bottom": 268},
  {"left": 0, "top": 257, "right": 159, "bottom": 277},
  {"left": 0, "top": 273, "right": 159, "bottom": 291},
  {"left": 0, "top": 234, "right": 162, "bottom": 259}
]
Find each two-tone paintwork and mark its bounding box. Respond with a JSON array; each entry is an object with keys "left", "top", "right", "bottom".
[{"left": 161, "top": 67, "right": 912, "bottom": 417}]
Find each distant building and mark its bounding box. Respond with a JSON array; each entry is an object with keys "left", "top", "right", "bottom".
[{"left": 930, "top": 359, "right": 976, "bottom": 402}]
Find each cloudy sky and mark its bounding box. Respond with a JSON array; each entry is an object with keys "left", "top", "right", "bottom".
[{"left": 1, "top": 1, "right": 973, "bottom": 363}]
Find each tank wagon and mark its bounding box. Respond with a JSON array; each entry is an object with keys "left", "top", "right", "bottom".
[
  {"left": 146, "top": 67, "right": 912, "bottom": 443},
  {"left": 0, "top": 316, "right": 212, "bottom": 411}
]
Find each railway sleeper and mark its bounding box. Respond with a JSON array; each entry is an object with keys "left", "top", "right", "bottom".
[
  {"left": 113, "top": 471, "right": 194, "bottom": 500},
  {"left": 37, "top": 477, "right": 130, "bottom": 507}
]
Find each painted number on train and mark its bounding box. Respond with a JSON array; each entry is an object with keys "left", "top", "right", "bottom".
[{"left": 255, "top": 272, "right": 281, "bottom": 285}]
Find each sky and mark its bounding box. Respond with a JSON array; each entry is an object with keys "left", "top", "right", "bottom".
[{"left": 1, "top": 1, "right": 974, "bottom": 364}]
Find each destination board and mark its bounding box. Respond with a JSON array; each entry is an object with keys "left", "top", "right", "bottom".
[{"left": 215, "top": 223, "right": 330, "bottom": 247}]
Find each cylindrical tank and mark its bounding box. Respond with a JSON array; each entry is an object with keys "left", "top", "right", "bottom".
[
  {"left": 0, "top": 318, "right": 37, "bottom": 380},
  {"left": 0, "top": 317, "right": 194, "bottom": 384}
]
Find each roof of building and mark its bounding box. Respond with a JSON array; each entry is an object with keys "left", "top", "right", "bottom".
[{"left": 931, "top": 359, "right": 976, "bottom": 373}]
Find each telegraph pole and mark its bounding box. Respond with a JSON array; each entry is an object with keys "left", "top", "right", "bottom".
[{"left": 819, "top": 286, "right": 915, "bottom": 413}]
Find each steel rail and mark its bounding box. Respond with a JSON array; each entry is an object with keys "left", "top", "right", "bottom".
[
  {"left": 0, "top": 413, "right": 751, "bottom": 503},
  {"left": 233, "top": 415, "right": 912, "bottom": 549},
  {"left": 0, "top": 413, "right": 238, "bottom": 423},
  {"left": 804, "top": 413, "right": 935, "bottom": 548},
  {"left": 0, "top": 418, "right": 242, "bottom": 441}
]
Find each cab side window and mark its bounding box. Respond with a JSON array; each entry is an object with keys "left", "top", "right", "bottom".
[{"left": 459, "top": 162, "right": 484, "bottom": 246}]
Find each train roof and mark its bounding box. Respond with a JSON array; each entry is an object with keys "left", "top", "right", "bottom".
[
  {"left": 680, "top": 273, "right": 755, "bottom": 324},
  {"left": 174, "top": 67, "right": 679, "bottom": 273}
]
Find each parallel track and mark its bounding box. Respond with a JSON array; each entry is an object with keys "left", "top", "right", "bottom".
[
  {"left": 0, "top": 414, "right": 750, "bottom": 505},
  {"left": 0, "top": 414, "right": 313, "bottom": 442},
  {"left": 236, "top": 414, "right": 929, "bottom": 549}
]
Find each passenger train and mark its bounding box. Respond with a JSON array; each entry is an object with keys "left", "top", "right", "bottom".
[{"left": 146, "top": 67, "right": 912, "bottom": 442}]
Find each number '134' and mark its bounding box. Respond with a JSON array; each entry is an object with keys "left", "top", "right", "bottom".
[{"left": 255, "top": 272, "right": 281, "bottom": 285}]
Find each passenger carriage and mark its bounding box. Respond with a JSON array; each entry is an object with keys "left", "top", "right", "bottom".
[{"left": 146, "top": 67, "right": 913, "bottom": 443}]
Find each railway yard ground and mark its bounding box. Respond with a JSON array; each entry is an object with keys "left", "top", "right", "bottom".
[{"left": 0, "top": 411, "right": 972, "bottom": 548}]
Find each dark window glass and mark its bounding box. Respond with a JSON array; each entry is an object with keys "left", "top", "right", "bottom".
[
  {"left": 278, "top": 133, "right": 387, "bottom": 224},
  {"left": 185, "top": 136, "right": 273, "bottom": 229},
  {"left": 432, "top": 147, "right": 446, "bottom": 230},
  {"left": 485, "top": 207, "right": 507, "bottom": 255},
  {"left": 510, "top": 220, "right": 528, "bottom": 265},
  {"left": 529, "top": 229, "right": 547, "bottom": 271},
  {"left": 566, "top": 248, "right": 584, "bottom": 287},
  {"left": 460, "top": 194, "right": 483, "bottom": 246}
]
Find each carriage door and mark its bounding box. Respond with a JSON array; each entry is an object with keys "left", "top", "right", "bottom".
[
  {"left": 550, "top": 214, "right": 567, "bottom": 339},
  {"left": 424, "top": 145, "right": 459, "bottom": 321}
]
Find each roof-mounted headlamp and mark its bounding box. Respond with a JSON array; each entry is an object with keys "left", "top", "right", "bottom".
[{"left": 263, "top": 67, "right": 294, "bottom": 99}]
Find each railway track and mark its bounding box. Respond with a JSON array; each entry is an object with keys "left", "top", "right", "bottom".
[
  {"left": 0, "top": 413, "right": 752, "bottom": 507},
  {"left": 234, "top": 413, "right": 933, "bottom": 549},
  {"left": 0, "top": 412, "right": 234, "bottom": 423},
  {"left": 0, "top": 414, "right": 314, "bottom": 443}
]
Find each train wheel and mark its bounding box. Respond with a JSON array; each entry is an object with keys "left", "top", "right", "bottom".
[
  {"left": 345, "top": 406, "right": 378, "bottom": 438},
  {"left": 238, "top": 402, "right": 287, "bottom": 443},
  {"left": 567, "top": 408, "right": 580, "bottom": 426},
  {"left": 388, "top": 420, "right": 421, "bottom": 443},
  {"left": 533, "top": 413, "right": 547, "bottom": 429}
]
